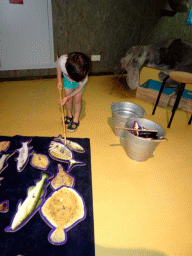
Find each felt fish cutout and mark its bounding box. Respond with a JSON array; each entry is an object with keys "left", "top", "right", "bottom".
[
  {"left": 0, "top": 141, "right": 11, "bottom": 153},
  {"left": 51, "top": 164, "right": 75, "bottom": 190},
  {"left": 5, "top": 171, "right": 53, "bottom": 232},
  {"left": 131, "top": 121, "right": 159, "bottom": 139},
  {"left": 131, "top": 121, "right": 142, "bottom": 136},
  {"left": 48, "top": 141, "right": 85, "bottom": 172},
  {"left": 0, "top": 177, "right": 4, "bottom": 186},
  {"left": 53, "top": 135, "right": 85, "bottom": 153},
  {"left": 30, "top": 152, "right": 50, "bottom": 170},
  {"left": 0, "top": 200, "right": 9, "bottom": 213},
  {"left": 66, "top": 139, "right": 85, "bottom": 153},
  {"left": 15, "top": 140, "right": 33, "bottom": 172},
  {"left": 0, "top": 152, "right": 15, "bottom": 174},
  {"left": 40, "top": 186, "right": 86, "bottom": 245}
]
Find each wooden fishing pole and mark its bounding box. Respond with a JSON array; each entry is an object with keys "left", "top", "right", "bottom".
[
  {"left": 59, "top": 90, "right": 67, "bottom": 145},
  {"left": 57, "top": 55, "right": 67, "bottom": 145},
  {"left": 115, "top": 127, "right": 158, "bottom": 132}
]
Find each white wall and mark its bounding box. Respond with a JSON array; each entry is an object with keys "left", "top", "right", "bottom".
[{"left": 0, "top": 0, "right": 54, "bottom": 71}]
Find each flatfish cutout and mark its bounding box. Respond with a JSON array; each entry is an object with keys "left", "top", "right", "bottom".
[
  {"left": 51, "top": 164, "right": 75, "bottom": 190},
  {"left": 15, "top": 139, "right": 33, "bottom": 172},
  {"left": 48, "top": 140, "right": 85, "bottom": 172},
  {"left": 0, "top": 200, "right": 9, "bottom": 213},
  {"left": 0, "top": 141, "right": 11, "bottom": 153},
  {"left": 30, "top": 152, "right": 50, "bottom": 170},
  {"left": 40, "top": 186, "right": 86, "bottom": 245},
  {"left": 5, "top": 172, "right": 53, "bottom": 232},
  {"left": 54, "top": 135, "right": 85, "bottom": 153}
]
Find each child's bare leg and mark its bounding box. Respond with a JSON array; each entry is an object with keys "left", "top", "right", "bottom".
[
  {"left": 64, "top": 89, "right": 73, "bottom": 117},
  {"left": 73, "top": 91, "right": 83, "bottom": 123}
]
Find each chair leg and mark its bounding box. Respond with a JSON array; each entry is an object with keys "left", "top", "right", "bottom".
[
  {"left": 188, "top": 114, "right": 192, "bottom": 125},
  {"left": 167, "top": 83, "right": 185, "bottom": 128},
  {"left": 152, "top": 76, "right": 169, "bottom": 115}
]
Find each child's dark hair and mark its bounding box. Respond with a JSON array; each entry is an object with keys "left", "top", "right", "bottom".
[{"left": 66, "top": 52, "right": 90, "bottom": 82}]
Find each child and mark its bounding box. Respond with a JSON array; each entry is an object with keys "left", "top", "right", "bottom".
[{"left": 55, "top": 52, "right": 90, "bottom": 132}]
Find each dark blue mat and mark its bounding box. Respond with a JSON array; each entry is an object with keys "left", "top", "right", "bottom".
[{"left": 0, "top": 135, "right": 95, "bottom": 256}]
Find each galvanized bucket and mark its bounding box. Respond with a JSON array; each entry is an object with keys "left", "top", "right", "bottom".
[
  {"left": 124, "top": 118, "right": 165, "bottom": 162},
  {"left": 111, "top": 102, "right": 146, "bottom": 138}
]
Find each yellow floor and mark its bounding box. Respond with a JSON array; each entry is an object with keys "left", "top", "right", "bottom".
[{"left": 0, "top": 68, "right": 192, "bottom": 256}]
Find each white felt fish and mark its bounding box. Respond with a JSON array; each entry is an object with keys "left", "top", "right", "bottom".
[
  {"left": 0, "top": 152, "right": 15, "bottom": 173},
  {"left": 15, "top": 140, "right": 33, "bottom": 172},
  {"left": 48, "top": 141, "right": 85, "bottom": 172},
  {"left": 5, "top": 172, "right": 53, "bottom": 232}
]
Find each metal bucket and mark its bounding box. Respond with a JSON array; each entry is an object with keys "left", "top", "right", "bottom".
[
  {"left": 111, "top": 102, "right": 146, "bottom": 138},
  {"left": 124, "top": 118, "right": 165, "bottom": 162}
]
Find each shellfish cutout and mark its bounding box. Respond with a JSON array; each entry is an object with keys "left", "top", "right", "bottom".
[
  {"left": 40, "top": 186, "right": 86, "bottom": 245},
  {"left": 48, "top": 140, "right": 85, "bottom": 172},
  {"left": 0, "top": 200, "right": 9, "bottom": 213},
  {"left": 5, "top": 171, "right": 53, "bottom": 232},
  {"left": 51, "top": 164, "right": 75, "bottom": 190},
  {"left": 15, "top": 139, "right": 33, "bottom": 172},
  {"left": 0, "top": 141, "right": 11, "bottom": 153},
  {"left": 30, "top": 151, "right": 50, "bottom": 170},
  {"left": 53, "top": 135, "right": 85, "bottom": 153}
]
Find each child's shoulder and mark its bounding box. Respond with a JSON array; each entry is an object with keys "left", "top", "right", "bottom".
[
  {"left": 58, "top": 54, "right": 68, "bottom": 61},
  {"left": 55, "top": 55, "right": 68, "bottom": 72},
  {"left": 55, "top": 54, "right": 67, "bottom": 64}
]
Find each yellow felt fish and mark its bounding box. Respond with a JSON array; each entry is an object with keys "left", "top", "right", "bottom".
[
  {"left": 40, "top": 186, "right": 86, "bottom": 245},
  {"left": 51, "top": 164, "right": 75, "bottom": 190},
  {"left": 30, "top": 152, "right": 50, "bottom": 170},
  {"left": 0, "top": 141, "right": 11, "bottom": 153},
  {"left": 53, "top": 135, "right": 85, "bottom": 153}
]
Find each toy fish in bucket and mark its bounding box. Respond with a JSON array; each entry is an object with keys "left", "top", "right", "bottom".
[{"left": 131, "top": 121, "right": 159, "bottom": 139}]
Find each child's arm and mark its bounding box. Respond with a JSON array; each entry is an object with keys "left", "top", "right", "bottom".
[
  {"left": 56, "top": 68, "right": 63, "bottom": 91},
  {"left": 59, "top": 84, "right": 84, "bottom": 105}
]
